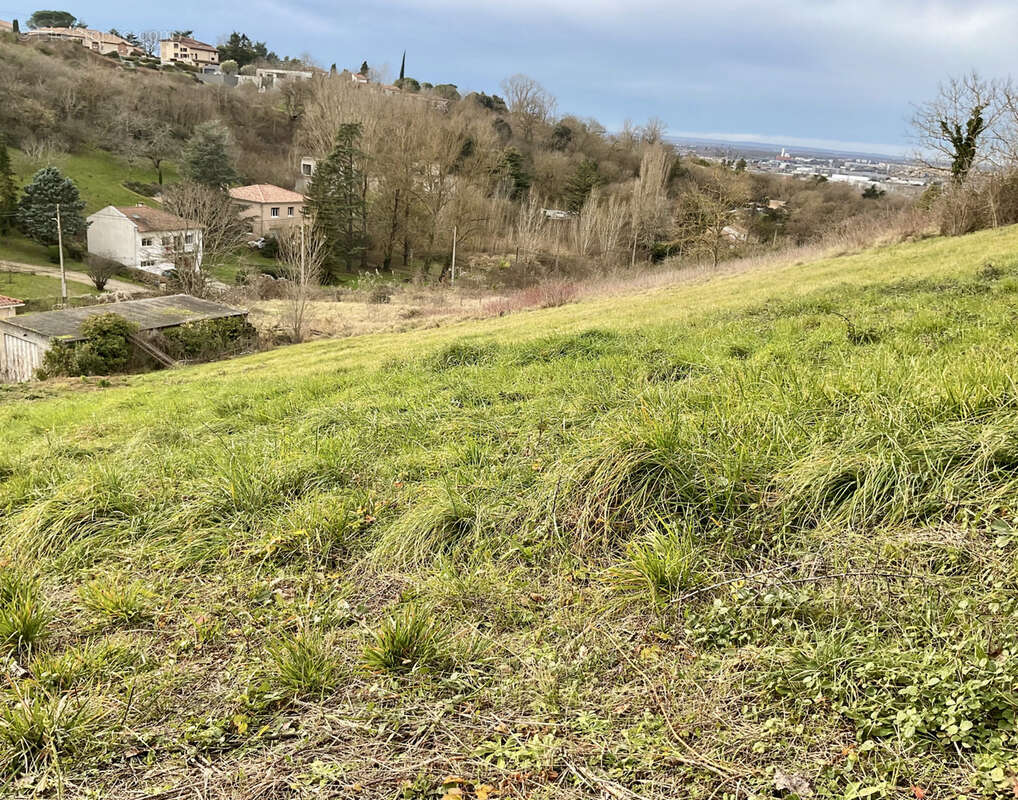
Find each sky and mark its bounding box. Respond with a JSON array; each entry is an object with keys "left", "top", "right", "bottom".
[{"left": 14, "top": 1, "right": 1018, "bottom": 156}]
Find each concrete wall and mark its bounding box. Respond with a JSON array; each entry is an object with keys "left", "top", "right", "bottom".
[{"left": 87, "top": 209, "right": 137, "bottom": 267}]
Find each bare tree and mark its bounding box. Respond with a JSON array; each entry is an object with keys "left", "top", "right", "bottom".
[
  {"left": 911, "top": 72, "right": 1004, "bottom": 182},
  {"left": 515, "top": 191, "right": 546, "bottom": 264},
  {"left": 500, "top": 74, "right": 556, "bottom": 141},
  {"left": 590, "top": 191, "right": 627, "bottom": 267},
  {"left": 277, "top": 222, "right": 326, "bottom": 342},
  {"left": 137, "top": 30, "right": 161, "bottom": 57},
  {"left": 676, "top": 168, "right": 750, "bottom": 268},
  {"left": 84, "top": 254, "right": 120, "bottom": 291},
  {"left": 163, "top": 181, "right": 248, "bottom": 297}
]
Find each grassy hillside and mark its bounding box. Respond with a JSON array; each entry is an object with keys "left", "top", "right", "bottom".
[
  {"left": 3, "top": 228, "right": 1018, "bottom": 798},
  {"left": 0, "top": 270, "right": 96, "bottom": 300}
]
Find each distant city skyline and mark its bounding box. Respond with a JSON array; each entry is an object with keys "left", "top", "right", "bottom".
[{"left": 14, "top": 1, "right": 1016, "bottom": 155}]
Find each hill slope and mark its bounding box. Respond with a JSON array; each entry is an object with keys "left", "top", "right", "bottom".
[{"left": 3, "top": 228, "right": 1018, "bottom": 797}]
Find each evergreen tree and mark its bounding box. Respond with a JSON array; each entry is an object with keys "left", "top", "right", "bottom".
[
  {"left": 306, "top": 123, "right": 368, "bottom": 278},
  {"left": 11, "top": 19, "right": 19, "bottom": 34},
  {"left": 359, "top": 61, "right": 369, "bottom": 76},
  {"left": 564, "top": 158, "right": 602, "bottom": 213},
  {"left": 496, "top": 147, "right": 531, "bottom": 200},
  {"left": 0, "top": 136, "right": 19, "bottom": 236},
  {"left": 181, "top": 121, "right": 238, "bottom": 188},
  {"left": 16, "top": 167, "right": 86, "bottom": 246}
]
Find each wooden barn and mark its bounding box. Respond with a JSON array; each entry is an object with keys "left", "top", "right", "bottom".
[{"left": 0, "top": 295, "right": 247, "bottom": 382}]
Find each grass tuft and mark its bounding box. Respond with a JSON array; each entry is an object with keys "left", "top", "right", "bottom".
[
  {"left": 78, "top": 578, "right": 154, "bottom": 626},
  {"left": 266, "top": 627, "right": 344, "bottom": 699},
  {"left": 363, "top": 605, "right": 447, "bottom": 674}
]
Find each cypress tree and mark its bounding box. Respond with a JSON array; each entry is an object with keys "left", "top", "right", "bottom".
[
  {"left": 306, "top": 124, "right": 368, "bottom": 279},
  {"left": 0, "top": 136, "right": 18, "bottom": 236}
]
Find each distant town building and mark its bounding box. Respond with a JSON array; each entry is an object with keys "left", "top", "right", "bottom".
[
  {"left": 159, "top": 35, "right": 219, "bottom": 67},
  {"left": 24, "top": 26, "right": 141, "bottom": 56}
]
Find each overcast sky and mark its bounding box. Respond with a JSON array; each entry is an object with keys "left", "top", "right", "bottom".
[{"left": 20, "top": 1, "right": 1017, "bottom": 155}]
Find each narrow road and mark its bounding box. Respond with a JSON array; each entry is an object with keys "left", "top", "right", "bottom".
[{"left": 0, "top": 259, "right": 145, "bottom": 295}]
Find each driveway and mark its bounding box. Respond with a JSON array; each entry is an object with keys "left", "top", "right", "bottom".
[{"left": 0, "top": 259, "right": 145, "bottom": 295}]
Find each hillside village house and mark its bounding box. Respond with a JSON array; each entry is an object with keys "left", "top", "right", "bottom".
[
  {"left": 0, "top": 296, "right": 24, "bottom": 320},
  {"left": 87, "top": 205, "right": 203, "bottom": 276},
  {"left": 159, "top": 35, "right": 219, "bottom": 67},
  {"left": 228, "top": 185, "right": 306, "bottom": 237},
  {"left": 23, "top": 27, "right": 141, "bottom": 56}
]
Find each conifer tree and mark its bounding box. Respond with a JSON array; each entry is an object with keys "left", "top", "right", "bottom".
[
  {"left": 0, "top": 135, "right": 19, "bottom": 236},
  {"left": 16, "top": 167, "right": 86, "bottom": 246},
  {"left": 565, "top": 158, "right": 602, "bottom": 213},
  {"left": 306, "top": 123, "right": 368, "bottom": 279},
  {"left": 181, "top": 121, "right": 238, "bottom": 188}
]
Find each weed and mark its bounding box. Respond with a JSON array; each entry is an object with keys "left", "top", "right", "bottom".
[
  {"left": 613, "top": 526, "right": 705, "bottom": 605},
  {"left": 266, "top": 627, "right": 344, "bottom": 699},
  {"left": 79, "top": 578, "right": 154, "bottom": 626},
  {"left": 0, "top": 684, "right": 102, "bottom": 777},
  {"left": 363, "top": 605, "right": 447, "bottom": 674},
  {"left": 0, "top": 598, "right": 52, "bottom": 657}
]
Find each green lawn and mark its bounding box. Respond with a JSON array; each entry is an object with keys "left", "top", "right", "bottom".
[
  {"left": 3, "top": 226, "right": 1018, "bottom": 797},
  {"left": 11, "top": 148, "right": 180, "bottom": 214},
  {"left": 0, "top": 268, "right": 95, "bottom": 300}
]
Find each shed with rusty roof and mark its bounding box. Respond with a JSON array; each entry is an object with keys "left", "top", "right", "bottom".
[{"left": 0, "top": 294, "right": 247, "bottom": 382}]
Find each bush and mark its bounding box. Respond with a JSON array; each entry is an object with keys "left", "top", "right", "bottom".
[
  {"left": 37, "top": 313, "right": 137, "bottom": 379},
  {"left": 156, "top": 316, "right": 258, "bottom": 361},
  {"left": 84, "top": 254, "right": 120, "bottom": 291}
]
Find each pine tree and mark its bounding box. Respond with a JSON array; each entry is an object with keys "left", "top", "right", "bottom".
[
  {"left": 181, "top": 121, "right": 238, "bottom": 188},
  {"left": 565, "top": 158, "right": 602, "bottom": 213},
  {"left": 16, "top": 167, "right": 86, "bottom": 246},
  {"left": 0, "top": 136, "right": 19, "bottom": 236},
  {"left": 359, "top": 61, "right": 369, "bottom": 76},
  {"left": 306, "top": 124, "right": 368, "bottom": 279}
]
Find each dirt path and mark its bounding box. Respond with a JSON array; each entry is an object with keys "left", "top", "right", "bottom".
[{"left": 0, "top": 259, "right": 144, "bottom": 295}]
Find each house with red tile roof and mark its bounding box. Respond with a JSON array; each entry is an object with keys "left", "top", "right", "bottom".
[
  {"left": 0, "top": 295, "right": 24, "bottom": 320},
  {"left": 228, "top": 184, "right": 306, "bottom": 237},
  {"left": 159, "top": 35, "right": 219, "bottom": 68}
]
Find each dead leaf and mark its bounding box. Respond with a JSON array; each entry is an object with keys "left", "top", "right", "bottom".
[{"left": 773, "top": 769, "right": 814, "bottom": 798}]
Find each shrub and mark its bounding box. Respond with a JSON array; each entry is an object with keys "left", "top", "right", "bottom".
[
  {"left": 37, "top": 313, "right": 138, "bottom": 379},
  {"left": 363, "top": 605, "right": 447, "bottom": 674},
  {"left": 157, "top": 316, "right": 257, "bottom": 361},
  {"left": 84, "top": 254, "right": 120, "bottom": 291}
]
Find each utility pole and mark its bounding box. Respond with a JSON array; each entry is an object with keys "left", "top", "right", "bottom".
[
  {"left": 55, "top": 203, "right": 67, "bottom": 302},
  {"left": 451, "top": 225, "right": 457, "bottom": 285}
]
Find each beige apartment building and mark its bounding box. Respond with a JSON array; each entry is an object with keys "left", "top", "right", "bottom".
[{"left": 159, "top": 35, "right": 219, "bottom": 67}]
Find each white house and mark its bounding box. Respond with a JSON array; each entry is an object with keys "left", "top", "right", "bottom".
[{"left": 87, "top": 205, "right": 203, "bottom": 276}]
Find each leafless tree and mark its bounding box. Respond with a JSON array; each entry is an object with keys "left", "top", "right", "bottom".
[
  {"left": 84, "top": 254, "right": 120, "bottom": 291},
  {"left": 277, "top": 222, "right": 326, "bottom": 342},
  {"left": 515, "top": 191, "right": 546, "bottom": 264},
  {"left": 137, "top": 31, "right": 161, "bottom": 57},
  {"left": 590, "top": 191, "right": 628, "bottom": 267},
  {"left": 163, "top": 181, "right": 248, "bottom": 297},
  {"left": 500, "top": 74, "right": 556, "bottom": 141},
  {"left": 911, "top": 72, "right": 1006, "bottom": 181},
  {"left": 676, "top": 168, "right": 750, "bottom": 268}
]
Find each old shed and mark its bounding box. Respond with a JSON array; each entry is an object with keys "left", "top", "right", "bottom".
[{"left": 0, "top": 294, "right": 247, "bottom": 382}]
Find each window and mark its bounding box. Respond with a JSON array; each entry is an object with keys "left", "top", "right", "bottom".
[
  {"left": 141, "top": 237, "right": 153, "bottom": 246},
  {"left": 140, "top": 260, "right": 156, "bottom": 267},
  {"left": 302, "top": 162, "right": 313, "bottom": 176},
  {"left": 270, "top": 207, "right": 280, "bottom": 218},
  {"left": 184, "top": 233, "right": 194, "bottom": 244},
  {"left": 287, "top": 207, "right": 294, "bottom": 217},
  {"left": 161, "top": 236, "right": 171, "bottom": 246}
]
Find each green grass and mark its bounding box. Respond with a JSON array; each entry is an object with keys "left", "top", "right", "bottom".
[
  {"left": 3, "top": 226, "right": 1018, "bottom": 796},
  {"left": 0, "top": 267, "right": 96, "bottom": 299}
]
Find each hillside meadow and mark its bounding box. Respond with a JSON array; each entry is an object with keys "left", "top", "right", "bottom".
[{"left": 2, "top": 226, "right": 1018, "bottom": 797}]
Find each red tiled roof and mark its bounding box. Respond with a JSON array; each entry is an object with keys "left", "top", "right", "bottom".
[
  {"left": 228, "top": 184, "right": 306, "bottom": 204},
  {"left": 165, "top": 35, "right": 217, "bottom": 52},
  {"left": 112, "top": 205, "right": 197, "bottom": 232},
  {"left": 0, "top": 295, "right": 24, "bottom": 308}
]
